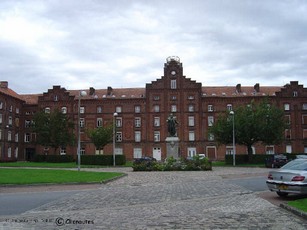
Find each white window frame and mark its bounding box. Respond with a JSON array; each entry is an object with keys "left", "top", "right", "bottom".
[
  {"left": 80, "top": 118, "right": 85, "bottom": 128},
  {"left": 154, "top": 117, "right": 160, "bottom": 127},
  {"left": 116, "top": 106, "right": 122, "bottom": 113},
  {"left": 171, "top": 105, "right": 177, "bottom": 112},
  {"left": 135, "top": 131, "right": 141, "bottom": 142},
  {"left": 188, "top": 116, "right": 195, "bottom": 127},
  {"left": 45, "top": 107, "right": 50, "bottom": 113},
  {"left": 97, "top": 106, "right": 102, "bottom": 113},
  {"left": 171, "top": 79, "right": 177, "bottom": 89},
  {"left": 80, "top": 106, "right": 85, "bottom": 114},
  {"left": 284, "top": 103, "right": 290, "bottom": 111},
  {"left": 116, "top": 117, "right": 122, "bottom": 127},
  {"left": 61, "top": 107, "right": 67, "bottom": 114},
  {"left": 116, "top": 132, "right": 122, "bottom": 142},
  {"left": 135, "top": 105, "right": 141, "bottom": 113},
  {"left": 97, "top": 118, "right": 103, "bottom": 127},
  {"left": 135, "top": 117, "right": 141, "bottom": 128},
  {"left": 189, "top": 131, "right": 195, "bottom": 141},
  {"left": 188, "top": 104, "right": 194, "bottom": 112},
  {"left": 154, "top": 105, "right": 160, "bottom": 112},
  {"left": 208, "top": 105, "right": 213, "bottom": 112},
  {"left": 154, "top": 131, "right": 160, "bottom": 142},
  {"left": 208, "top": 116, "right": 214, "bottom": 126}
]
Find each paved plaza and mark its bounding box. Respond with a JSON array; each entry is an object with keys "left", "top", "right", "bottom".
[{"left": 0, "top": 167, "right": 307, "bottom": 229}]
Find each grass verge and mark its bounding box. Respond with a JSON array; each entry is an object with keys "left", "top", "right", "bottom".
[
  {"left": 288, "top": 198, "right": 307, "bottom": 212},
  {"left": 0, "top": 168, "right": 124, "bottom": 185}
]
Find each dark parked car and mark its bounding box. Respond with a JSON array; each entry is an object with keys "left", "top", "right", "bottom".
[
  {"left": 265, "top": 154, "right": 288, "bottom": 168},
  {"left": 133, "top": 157, "right": 156, "bottom": 165}
]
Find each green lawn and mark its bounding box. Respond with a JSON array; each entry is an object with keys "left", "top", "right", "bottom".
[
  {"left": 288, "top": 198, "right": 307, "bottom": 212},
  {"left": 0, "top": 168, "right": 124, "bottom": 185}
]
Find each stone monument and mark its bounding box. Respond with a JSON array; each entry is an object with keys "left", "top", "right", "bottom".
[{"left": 165, "top": 114, "right": 180, "bottom": 159}]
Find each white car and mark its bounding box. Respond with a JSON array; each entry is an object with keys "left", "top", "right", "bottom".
[{"left": 266, "top": 155, "right": 307, "bottom": 197}]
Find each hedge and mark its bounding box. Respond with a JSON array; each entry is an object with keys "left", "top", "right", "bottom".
[
  {"left": 225, "top": 153, "right": 307, "bottom": 165},
  {"left": 81, "top": 155, "right": 126, "bottom": 166},
  {"left": 32, "top": 155, "right": 75, "bottom": 163}
]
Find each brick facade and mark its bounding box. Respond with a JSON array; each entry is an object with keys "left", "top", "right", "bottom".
[{"left": 1, "top": 57, "right": 307, "bottom": 162}]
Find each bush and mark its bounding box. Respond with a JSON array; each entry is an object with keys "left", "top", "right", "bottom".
[
  {"left": 132, "top": 156, "right": 212, "bottom": 171},
  {"left": 32, "top": 155, "right": 74, "bottom": 163}
]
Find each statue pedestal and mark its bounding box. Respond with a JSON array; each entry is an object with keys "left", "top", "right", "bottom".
[{"left": 165, "top": 137, "right": 180, "bottom": 159}]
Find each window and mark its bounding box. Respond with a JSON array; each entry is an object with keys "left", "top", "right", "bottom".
[
  {"left": 188, "top": 105, "right": 194, "bottom": 112},
  {"left": 9, "top": 105, "right": 13, "bottom": 112},
  {"left": 61, "top": 107, "right": 67, "bottom": 114},
  {"left": 284, "top": 103, "right": 290, "bottom": 111},
  {"left": 154, "top": 105, "right": 160, "bottom": 112},
  {"left": 15, "top": 147, "right": 18, "bottom": 159},
  {"left": 116, "top": 106, "right": 122, "bottom": 113},
  {"left": 80, "top": 106, "right": 85, "bottom": 114},
  {"left": 154, "top": 131, "right": 160, "bottom": 142},
  {"left": 15, "top": 133, "right": 18, "bottom": 142},
  {"left": 116, "top": 132, "right": 122, "bottom": 142},
  {"left": 135, "top": 117, "right": 141, "bottom": 127},
  {"left": 116, "top": 117, "right": 122, "bottom": 127},
  {"left": 285, "top": 129, "right": 291, "bottom": 139},
  {"left": 15, "top": 118, "right": 20, "bottom": 127},
  {"left": 285, "top": 115, "right": 291, "bottom": 125},
  {"left": 303, "top": 104, "right": 307, "bottom": 110},
  {"left": 208, "top": 105, "right": 213, "bottom": 112},
  {"left": 135, "top": 131, "right": 141, "bottom": 142},
  {"left": 80, "top": 148, "right": 85, "bottom": 155},
  {"left": 208, "top": 133, "right": 215, "bottom": 141},
  {"left": 208, "top": 116, "right": 214, "bottom": 126},
  {"left": 171, "top": 95, "right": 177, "bottom": 100},
  {"left": 302, "top": 115, "right": 307, "bottom": 125},
  {"left": 303, "top": 129, "right": 307, "bottom": 139},
  {"left": 80, "top": 118, "right": 85, "bottom": 128},
  {"left": 188, "top": 116, "right": 195, "bottom": 126},
  {"left": 293, "top": 91, "right": 298, "bottom": 97},
  {"left": 286, "top": 145, "right": 292, "bottom": 153},
  {"left": 135, "top": 105, "right": 141, "bottom": 113},
  {"left": 8, "top": 116, "right": 12, "bottom": 126},
  {"left": 226, "top": 146, "right": 234, "bottom": 155},
  {"left": 25, "top": 133, "right": 30, "bottom": 142},
  {"left": 133, "top": 148, "right": 142, "bottom": 159},
  {"left": 60, "top": 147, "right": 66, "bottom": 155},
  {"left": 0, "top": 114, "right": 2, "bottom": 124},
  {"left": 171, "top": 80, "right": 177, "bottom": 89},
  {"left": 8, "top": 147, "right": 11, "bottom": 158},
  {"left": 0, "top": 102, "right": 2, "bottom": 109},
  {"left": 188, "top": 95, "right": 195, "bottom": 100},
  {"left": 8, "top": 131, "right": 11, "bottom": 141},
  {"left": 16, "top": 108, "right": 19, "bottom": 114},
  {"left": 97, "top": 118, "right": 103, "bottom": 127},
  {"left": 25, "top": 120, "right": 31, "bottom": 128},
  {"left": 154, "top": 117, "right": 160, "bottom": 127},
  {"left": 189, "top": 131, "right": 195, "bottom": 141},
  {"left": 153, "top": 95, "right": 160, "bottom": 101},
  {"left": 54, "top": 95, "right": 58, "bottom": 101},
  {"left": 171, "top": 105, "right": 177, "bottom": 112},
  {"left": 227, "top": 104, "right": 232, "bottom": 111},
  {"left": 45, "top": 107, "right": 50, "bottom": 113},
  {"left": 97, "top": 106, "right": 102, "bottom": 113}
]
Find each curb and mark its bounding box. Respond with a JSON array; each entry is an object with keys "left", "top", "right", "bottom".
[{"left": 280, "top": 203, "right": 307, "bottom": 220}]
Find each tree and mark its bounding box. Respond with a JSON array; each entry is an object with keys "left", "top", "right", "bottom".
[
  {"left": 31, "top": 109, "right": 75, "bottom": 154},
  {"left": 87, "top": 125, "right": 113, "bottom": 155},
  {"left": 209, "top": 99, "right": 288, "bottom": 158}
]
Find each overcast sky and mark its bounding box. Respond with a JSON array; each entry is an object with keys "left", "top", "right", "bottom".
[{"left": 1, "top": 0, "right": 307, "bottom": 94}]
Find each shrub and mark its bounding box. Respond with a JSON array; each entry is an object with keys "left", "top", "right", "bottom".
[
  {"left": 81, "top": 155, "right": 126, "bottom": 166},
  {"left": 132, "top": 156, "right": 212, "bottom": 171}
]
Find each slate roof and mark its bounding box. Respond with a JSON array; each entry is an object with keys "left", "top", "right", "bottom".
[{"left": 18, "top": 85, "right": 283, "bottom": 105}]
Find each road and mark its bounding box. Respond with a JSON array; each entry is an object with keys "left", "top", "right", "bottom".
[{"left": 0, "top": 167, "right": 306, "bottom": 229}]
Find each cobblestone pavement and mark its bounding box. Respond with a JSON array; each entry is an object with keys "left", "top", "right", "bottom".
[{"left": 1, "top": 167, "right": 307, "bottom": 229}]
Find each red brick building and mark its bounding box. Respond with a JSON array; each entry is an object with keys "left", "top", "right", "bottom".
[{"left": 1, "top": 57, "right": 307, "bottom": 162}]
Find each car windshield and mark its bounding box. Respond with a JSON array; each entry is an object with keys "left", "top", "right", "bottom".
[{"left": 281, "top": 159, "right": 307, "bottom": 171}]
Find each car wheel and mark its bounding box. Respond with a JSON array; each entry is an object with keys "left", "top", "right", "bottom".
[{"left": 276, "top": 191, "right": 289, "bottom": 197}]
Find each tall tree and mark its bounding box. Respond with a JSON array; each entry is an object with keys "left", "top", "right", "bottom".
[
  {"left": 209, "top": 99, "right": 288, "bottom": 158},
  {"left": 31, "top": 109, "right": 75, "bottom": 154},
  {"left": 87, "top": 125, "right": 113, "bottom": 155}
]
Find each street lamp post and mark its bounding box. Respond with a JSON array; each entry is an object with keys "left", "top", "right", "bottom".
[
  {"left": 77, "top": 91, "right": 87, "bottom": 171},
  {"left": 113, "top": 112, "right": 118, "bottom": 166},
  {"left": 230, "top": 110, "right": 236, "bottom": 166}
]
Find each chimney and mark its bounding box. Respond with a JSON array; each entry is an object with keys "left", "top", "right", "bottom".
[
  {"left": 254, "top": 83, "right": 260, "bottom": 93},
  {"left": 89, "top": 87, "right": 95, "bottom": 96},
  {"left": 0, "top": 81, "right": 8, "bottom": 88},
  {"left": 236, "top": 84, "right": 241, "bottom": 93},
  {"left": 107, "top": 86, "right": 113, "bottom": 96}
]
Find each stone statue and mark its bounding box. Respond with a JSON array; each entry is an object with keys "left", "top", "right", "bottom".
[{"left": 167, "top": 114, "right": 178, "bottom": 137}]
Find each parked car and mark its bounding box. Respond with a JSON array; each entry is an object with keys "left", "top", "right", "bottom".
[
  {"left": 266, "top": 155, "right": 307, "bottom": 197},
  {"left": 133, "top": 157, "right": 156, "bottom": 165},
  {"left": 265, "top": 154, "right": 288, "bottom": 168}
]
